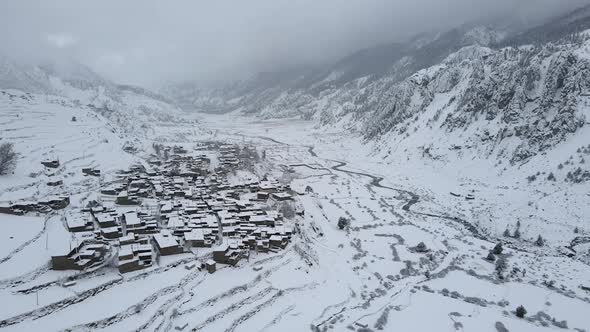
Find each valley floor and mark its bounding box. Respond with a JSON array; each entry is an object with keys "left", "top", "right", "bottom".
[{"left": 1, "top": 108, "right": 589, "bottom": 332}]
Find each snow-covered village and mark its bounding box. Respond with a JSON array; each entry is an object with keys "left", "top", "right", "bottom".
[
  {"left": 32, "top": 142, "right": 297, "bottom": 275},
  {"left": 1, "top": 1, "right": 590, "bottom": 332}
]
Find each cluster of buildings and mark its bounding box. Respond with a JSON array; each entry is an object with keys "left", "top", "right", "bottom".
[
  {"left": 0, "top": 195, "right": 70, "bottom": 215},
  {"left": 0, "top": 158, "right": 95, "bottom": 215},
  {"left": 51, "top": 240, "right": 110, "bottom": 271},
  {"left": 54, "top": 142, "right": 301, "bottom": 274}
]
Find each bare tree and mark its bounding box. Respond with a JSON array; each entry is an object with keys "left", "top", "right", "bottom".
[
  {"left": 153, "top": 143, "right": 162, "bottom": 157},
  {"left": 495, "top": 257, "right": 507, "bottom": 276},
  {"left": 278, "top": 202, "right": 295, "bottom": 219},
  {"left": 279, "top": 170, "right": 293, "bottom": 185},
  {"left": 0, "top": 142, "right": 17, "bottom": 175}
]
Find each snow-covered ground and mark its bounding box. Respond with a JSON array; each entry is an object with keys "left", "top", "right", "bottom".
[
  {"left": 0, "top": 90, "right": 136, "bottom": 203},
  {"left": 1, "top": 101, "right": 589, "bottom": 332}
]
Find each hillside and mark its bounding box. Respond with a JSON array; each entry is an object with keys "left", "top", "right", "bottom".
[
  {"left": 162, "top": 5, "right": 590, "bottom": 173},
  {"left": 0, "top": 56, "right": 195, "bottom": 204}
]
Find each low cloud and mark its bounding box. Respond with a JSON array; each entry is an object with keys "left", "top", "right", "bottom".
[
  {"left": 0, "top": 0, "right": 586, "bottom": 86},
  {"left": 46, "top": 33, "right": 77, "bottom": 48}
]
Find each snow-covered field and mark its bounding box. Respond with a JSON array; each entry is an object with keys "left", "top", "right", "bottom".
[
  {"left": 1, "top": 98, "right": 589, "bottom": 332},
  {"left": 0, "top": 90, "right": 136, "bottom": 202}
]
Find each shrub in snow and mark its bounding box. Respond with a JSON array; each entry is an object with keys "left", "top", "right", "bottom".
[
  {"left": 495, "top": 257, "right": 507, "bottom": 273},
  {"left": 515, "top": 305, "right": 527, "bottom": 318},
  {"left": 338, "top": 217, "right": 350, "bottom": 230},
  {"left": 492, "top": 242, "right": 503, "bottom": 255},
  {"left": 0, "top": 142, "right": 17, "bottom": 175},
  {"left": 153, "top": 143, "right": 162, "bottom": 157},
  {"left": 513, "top": 228, "right": 521, "bottom": 239},
  {"left": 71, "top": 116, "right": 77, "bottom": 122},
  {"left": 486, "top": 251, "right": 496, "bottom": 262},
  {"left": 374, "top": 306, "right": 392, "bottom": 330},
  {"left": 547, "top": 172, "right": 556, "bottom": 181},
  {"left": 415, "top": 242, "right": 428, "bottom": 252}
]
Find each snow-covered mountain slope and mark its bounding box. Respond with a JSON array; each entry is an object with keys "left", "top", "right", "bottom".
[
  {"left": 0, "top": 89, "right": 136, "bottom": 202},
  {"left": 0, "top": 55, "right": 54, "bottom": 94},
  {"left": 0, "top": 85, "right": 195, "bottom": 199},
  {"left": 501, "top": 3, "right": 590, "bottom": 46},
  {"left": 162, "top": 5, "right": 590, "bottom": 178},
  {"left": 360, "top": 40, "right": 590, "bottom": 166},
  {"left": 160, "top": 22, "right": 510, "bottom": 114},
  {"left": 0, "top": 57, "right": 197, "bottom": 203}
]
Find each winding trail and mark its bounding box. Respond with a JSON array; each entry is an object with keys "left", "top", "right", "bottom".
[
  {"left": 0, "top": 214, "right": 53, "bottom": 266},
  {"left": 0, "top": 256, "right": 201, "bottom": 329},
  {"left": 303, "top": 146, "right": 484, "bottom": 239}
]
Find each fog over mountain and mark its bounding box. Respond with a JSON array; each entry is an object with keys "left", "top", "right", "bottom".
[{"left": 0, "top": 0, "right": 586, "bottom": 86}]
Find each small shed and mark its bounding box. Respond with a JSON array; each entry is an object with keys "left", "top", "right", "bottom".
[
  {"left": 41, "top": 160, "right": 60, "bottom": 168},
  {"left": 205, "top": 259, "right": 216, "bottom": 273}
]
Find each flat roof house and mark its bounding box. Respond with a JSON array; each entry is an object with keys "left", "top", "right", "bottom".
[{"left": 153, "top": 230, "right": 183, "bottom": 256}]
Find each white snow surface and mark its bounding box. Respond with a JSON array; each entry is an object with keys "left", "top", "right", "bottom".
[{"left": 0, "top": 82, "right": 589, "bottom": 332}]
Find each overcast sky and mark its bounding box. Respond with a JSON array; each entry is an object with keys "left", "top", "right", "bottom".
[{"left": 0, "top": 0, "right": 586, "bottom": 87}]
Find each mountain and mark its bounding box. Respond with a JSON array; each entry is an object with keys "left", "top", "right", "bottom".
[
  {"left": 162, "top": 4, "right": 590, "bottom": 174},
  {"left": 500, "top": 3, "right": 590, "bottom": 46},
  {"left": 361, "top": 42, "right": 590, "bottom": 169},
  {"left": 0, "top": 54, "right": 53, "bottom": 94},
  {"left": 0, "top": 54, "right": 186, "bottom": 136},
  {"left": 161, "top": 23, "right": 508, "bottom": 115},
  {"left": 0, "top": 53, "right": 198, "bottom": 204}
]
